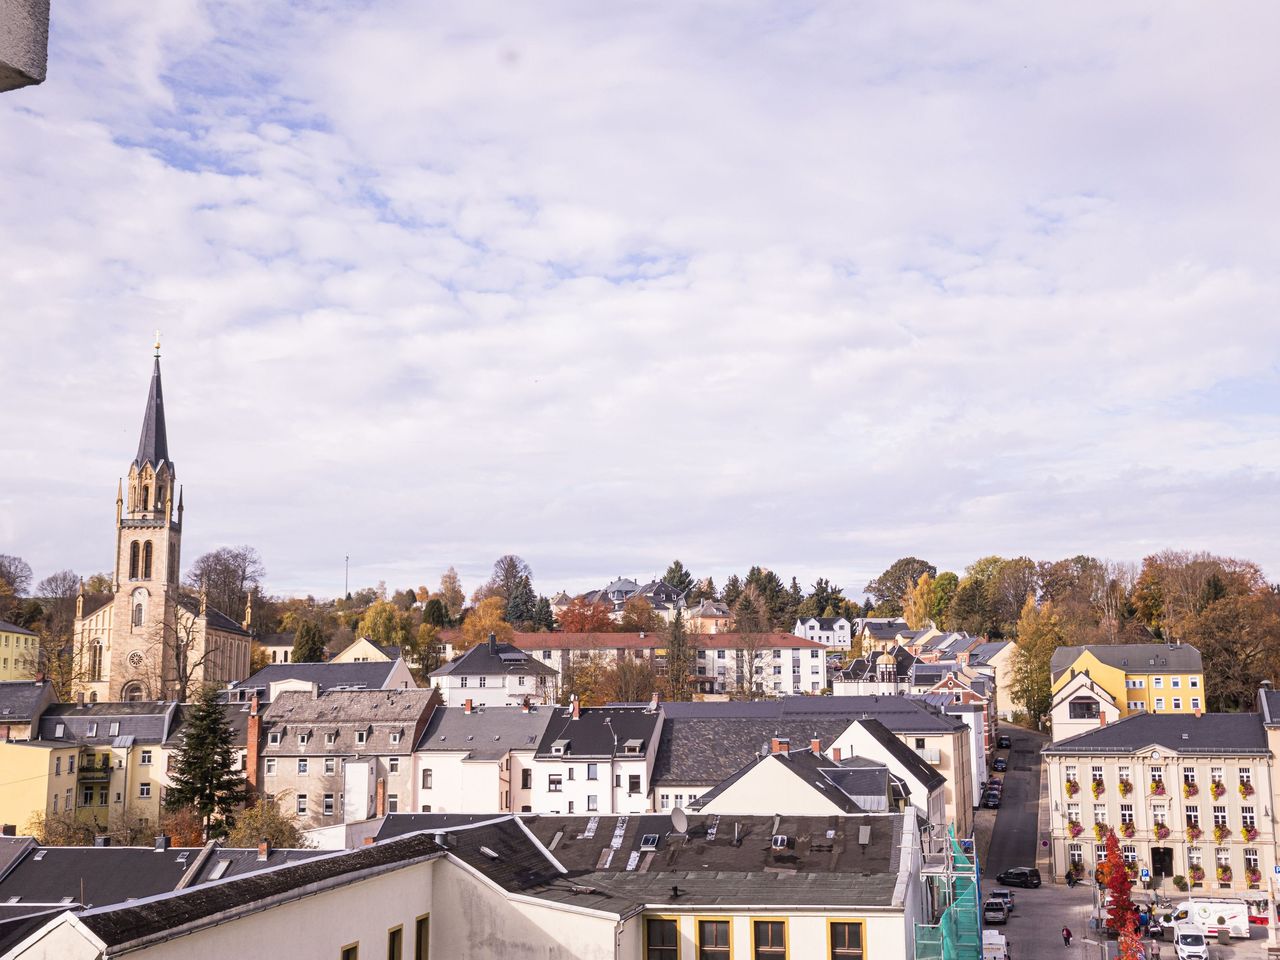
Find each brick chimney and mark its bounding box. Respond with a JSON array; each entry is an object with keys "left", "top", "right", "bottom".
[
  {"left": 246, "top": 694, "right": 261, "bottom": 793},
  {"left": 257, "top": 838, "right": 270, "bottom": 861},
  {"left": 1099, "top": 714, "right": 1107, "bottom": 727},
  {"left": 1193, "top": 706, "right": 1202, "bottom": 719},
  {"left": 810, "top": 737, "right": 822, "bottom": 756},
  {"left": 375, "top": 777, "right": 386, "bottom": 817},
  {"left": 571, "top": 695, "right": 580, "bottom": 720},
  {"left": 832, "top": 747, "right": 842, "bottom": 762},
  {"left": 770, "top": 737, "right": 790, "bottom": 756},
  {"left": 464, "top": 698, "right": 473, "bottom": 715}
]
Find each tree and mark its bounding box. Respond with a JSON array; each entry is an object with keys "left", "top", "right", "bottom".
[
  {"left": 392, "top": 588, "right": 417, "bottom": 611},
  {"left": 505, "top": 574, "right": 538, "bottom": 629},
  {"left": 556, "top": 598, "right": 615, "bottom": 633},
  {"left": 797, "top": 578, "right": 846, "bottom": 620},
  {"left": 405, "top": 622, "right": 443, "bottom": 677},
  {"left": 731, "top": 587, "right": 769, "bottom": 633},
  {"left": 1010, "top": 596, "right": 1064, "bottom": 728},
  {"left": 474, "top": 555, "right": 532, "bottom": 604},
  {"left": 930, "top": 571, "right": 959, "bottom": 624},
  {"left": 532, "top": 596, "right": 556, "bottom": 632},
  {"left": 459, "top": 597, "right": 513, "bottom": 652},
  {"left": 1101, "top": 830, "right": 1137, "bottom": 941},
  {"left": 437, "top": 567, "right": 465, "bottom": 620},
  {"left": 164, "top": 685, "right": 250, "bottom": 839},
  {"left": 865, "top": 558, "right": 936, "bottom": 616},
  {"left": 225, "top": 796, "right": 310, "bottom": 849},
  {"left": 944, "top": 556, "right": 1005, "bottom": 635},
  {"left": 185, "top": 546, "right": 265, "bottom": 618},
  {"left": 1183, "top": 590, "right": 1280, "bottom": 711},
  {"left": 662, "top": 609, "right": 695, "bottom": 701},
  {"left": 721, "top": 574, "right": 743, "bottom": 608},
  {"left": 744, "top": 567, "right": 789, "bottom": 628},
  {"left": 618, "top": 596, "right": 659, "bottom": 633},
  {"left": 357, "top": 599, "right": 411, "bottom": 651},
  {"left": 291, "top": 620, "right": 328, "bottom": 663},
  {"left": 902, "top": 572, "right": 935, "bottom": 630},
  {"left": 989, "top": 557, "right": 1039, "bottom": 635},
  {"left": 249, "top": 641, "right": 270, "bottom": 674},
  {"left": 0, "top": 554, "right": 32, "bottom": 617},
  {"left": 423, "top": 598, "right": 448, "bottom": 627},
  {"left": 663, "top": 560, "right": 694, "bottom": 596},
  {"left": 688, "top": 577, "right": 718, "bottom": 604}
]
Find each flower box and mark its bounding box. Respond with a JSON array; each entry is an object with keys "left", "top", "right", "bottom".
[
  {"left": 1065, "top": 778, "right": 1080, "bottom": 798},
  {"left": 1188, "top": 865, "right": 1205, "bottom": 883},
  {"left": 1217, "top": 866, "right": 1233, "bottom": 883},
  {"left": 1213, "top": 825, "right": 1230, "bottom": 843},
  {"left": 1247, "top": 867, "right": 1262, "bottom": 888},
  {"left": 1068, "top": 820, "right": 1084, "bottom": 838},
  {"left": 1154, "top": 823, "right": 1171, "bottom": 840},
  {"left": 1240, "top": 781, "right": 1256, "bottom": 798},
  {"left": 1150, "top": 781, "right": 1166, "bottom": 796},
  {"left": 1091, "top": 779, "right": 1105, "bottom": 799},
  {"left": 1210, "top": 782, "right": 1226, "bottom": 800},
  {"left": 1120, "top": 822, "right": 1136, "bottom": 838},
  {"left": 1183, "top": 781, "right": 1199, "bottom": 798},
  {"left": 1242, "top": 826, "right": 1259, "bottom": 842},
  {"left": 1117, "top": 779, "right": 1133, "bottom": 798},
  {"left": 1186, "top": 825, "right": 1203, "bottom": 841},
  {"left": 1094, "top": 822, "right": 1110, "bottom": 840}
]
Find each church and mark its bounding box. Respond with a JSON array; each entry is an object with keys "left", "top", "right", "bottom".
[{"left": 72, "top": 346, "right": 253, "bottom": 701}]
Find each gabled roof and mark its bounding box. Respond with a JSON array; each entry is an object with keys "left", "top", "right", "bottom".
[
  {"left": 0, "top": 619, "right": 37, "bottom": 637},
  {"left": 232, "top": 660, "right": 406, "bottom": 695},
  {"left": 261, "top": 689, "right": 438, "bottom": 756},
  {"left": 0, "top": 680, "right": 54, "bottom": 724},
  {"left": 652, "top": 715, "right": 854, "bottom": 786},
  {"left": 0, "top": 845, "right": 193, "bottom": 908},
  {"left": 176, "top": 594, "right": 250, "bottom": 637},
  {"left": 967, "top": 640, "right": 1012, "bottom": 664},
  {"left": 414, "top": 705, "right": 553, "bottom": 758},
  {"left": 134, "top": 356, "right": 170, "bottom": 470},
  {"left": 1260, "top": 689, "right": 1280, "bottom": 727},
  {"left": 1049, "top": 643, "right": 1203, "bottom": 682},
  {"left": 690, "top": 748, "right": 878, "bottom": 814},
  {"left": 430, "top": 638, "right": 558, "bottom": 678},
  {"left": 850, "top": 717, "right": 947, "bottom": 791},
  {"left": 534, "top": 705, "right": 661, "bottom": 759},
  {"left": 38, "top": 701, "right": 177, "bottom": 745},
  {"left": 658, "top": 695, "right": 967, "bottom": 732},
  {"left": 1043, "top": 711, "right": 1267, "bottom": 755}
]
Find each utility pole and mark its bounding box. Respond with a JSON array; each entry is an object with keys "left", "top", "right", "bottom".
[{"left": 344, "top": 555, "right": 349, "bottom": 599}]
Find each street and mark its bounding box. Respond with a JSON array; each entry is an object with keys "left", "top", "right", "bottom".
[{"left": 984, "top": 725, "right": 1047, "bottom": 878}]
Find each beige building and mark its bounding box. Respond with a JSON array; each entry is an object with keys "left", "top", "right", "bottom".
[
  {"left": 0, "top": 619, "right": 39, "bottom": 681},
  {"left": 1044, "top": 709, "right": 1275, "bottom": 891},
  {"left": 72, "top": 350, "right": 252, "bottom": 702},
  {"left": 330, "top": 636, "right": 396, "bottom": 663}
]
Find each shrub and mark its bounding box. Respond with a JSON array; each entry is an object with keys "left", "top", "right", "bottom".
[{"left": 1173, "top": 874, "right": 1189, "bottom": 891}]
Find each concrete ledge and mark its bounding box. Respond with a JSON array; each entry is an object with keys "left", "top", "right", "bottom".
[{"left": 0, "top": 0, "right": 50, "bottom": 92}]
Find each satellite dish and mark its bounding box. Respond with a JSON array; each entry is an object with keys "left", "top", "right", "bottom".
[{"left": 671, "top": 807, "right": 688, "bottom": 833}]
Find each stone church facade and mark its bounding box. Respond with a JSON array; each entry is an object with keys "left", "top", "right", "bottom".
[{"left": 73, "top": 349, "right": 252, "bottom": 701}]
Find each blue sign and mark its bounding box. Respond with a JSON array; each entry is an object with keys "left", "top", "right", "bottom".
[{"left": 1140, "top": 869, "right": 1150, "bottom": 880}]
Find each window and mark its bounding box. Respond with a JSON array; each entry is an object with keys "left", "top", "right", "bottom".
[
  {"left": 325, "top": 757, "right": 336, "bottom": 775},
  {"left": 55, "top": 757, "right": 61, "bottom": 775},
  {"left": 341, "top": 946, "right": 358, "bottom": 960},
  {"left": 459, "top": 677, "right": 468, "bottom": 687},
  {"left": 298, "top": 734, "right": 310, "bottom": 746},
  {"left": 389, "top": 757, "right": 400, "bottom": 774},
  {"left": 139, "top": 782, "right": 151, "bottom": 798},
  {"left": 1242, "top": 806, "right": 1256, "bottom": 828},
  {"left": 1191, "top": 698, "right": 1201, "bottom": 711},
  {"left": 521, "top": 769, "right": 531, "bottom": 790},
  {"left": 1186, "top": 805, "right": 1199, "bottom": 826},
  {"left": 753, "top": 920, "right": 786, "bottom": 959},
  {"left": 142, "top": 541, "right": 153, "bottom": 579},
  {"left": 298, "top": 758, "right": 309, "bottom": 775},
  {"left": 324, "top": 794, "right": 335, "bottom": 815},
  {"left": 1091, "top": 765, "right": 1103, "bottom": 780},
  {"left": 1093, "top": 804, "right": 1106, "bottom": 824},
  {"left": 421, "top": 768, "right": 433, "bottom": 789},
  {"left": 82, "top": 787, "right": 94, "bottom": 806},
  {"left": 829, "top": 921, "right": 864, "bottom": 959},
  {"left": 698, "top": 919, "right": 730, "bottom": 960},
  {"left": 587, "top": 795, "right": 598, "bottom": 811},
  {"left": 87, "top": 722, "right": 97, "bottom": 736},
  {"left": 296, "top": 794, "right": 307, "bottom": 815},
  {"left": 1066, "top": 802, "right": 1080, "bottom": 822},
  {"left": 1213, "top": 806, "right": 1228, "bottom": 826},
  {"left": 915, "top": 738, "right": 926, "bottom": 750},
  {"left": 390, "top": 732, "right": 402, "bottom": 744},
  {"left": 1151, "top": 765, "right": 1164, "bottom": 782},
  {"left": 1154, "top": 698, "right": 1165, "bottom": 710},
  {"left": 1125, "top": 678, "right": 1145, "bottom": 689},
  {"left": 1190, "top": 676, "right": 1200, "bottom": 688},
  {"left": 587, "top": 763, "right": 598, "bottom": 780},
  {"left": 326, "top": 732, "right": 337, "bottom": 746},
  {"left": 549, "top": 775, "right": 563, "bottom": 792},
  {"left": 1152, "top": 805, "right": 1166, "bottom": 825},
  {"left": 1171, "top": 676, "right": 1181, "bottom": 688},
  {"left": 414, "top": 915, "right": 429, "bottom": 960},
  {"left": 109, "top": 722, "right": 120, "bottom": 736},
  {"left": 1069, "top": 699, "right": 1100, "bottom": 719},
  {"left": 646, "top": 918, "right": 678, "bottom": 960},
  {"left": 1120, "top": 804, "right": 1134, "bottom": 824},
  {"left": 1153, "top": 677, "right": 1163, "bottom": 688},
  {"left": 387, "top": 926, "right": 403, "bottom": 960},
  {"left": 265, "top": 758, "right": 276, "bottom": 776},
  {"left": 660, "top": 793, "right": 671, "bottom": 810},
  {"left": 269, "top": 732, "right": 281, "bottom": 746},
  {"left": 717, "top": 650, "right": 726, "bottom": 660},
  {"left": 1240, "top": 767, "right": 1253, "bottom": 785},
  {"left": 388, "top": 794, "right": 399, "bottom": 813},
  {"left": 568, "top": 768, "right": 575, "bottom": 781},
  {"left": 567, "top": 800, "right": 574, "bottom": 813},
  {"left": 629, "top": 774, "right": 642, "bottom": 794},
  {"left": 1122, "top": 845, "right": 1137, "bottom": 864},
  {"left": 1172, "top": 698, "right": 1182, "bottom": 710},
  {"left": 356, "top": 731, "right": 368, "bottom": 745},
  {"left": 140, "top": 750, "right": 151, "bottom": 765},
  {"left": 1245, "top": 848, "right": 1259, "bottom": 870},
  {"left": 1068, "top": 843, "right": 1084, "bottom": 866}
]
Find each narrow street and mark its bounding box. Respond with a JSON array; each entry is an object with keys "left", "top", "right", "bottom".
[{"left": 984, "top": 724, "right": 1047, "bottom": 878}]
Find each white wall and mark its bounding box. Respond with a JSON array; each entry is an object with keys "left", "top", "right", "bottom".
[{"left": 414, "top": 751, "right": 502, "bottom": 812}]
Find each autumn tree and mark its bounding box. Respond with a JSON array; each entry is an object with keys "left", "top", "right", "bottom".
[
  {"left": 226, "top": 796, "right": 309, "bottom": 849},
  {"left": 437, "top": 567, "right": 465, "bottom": 621},
  {"left": 1183, "top": 590, "right": 1280, "bottom": 710},
  {"left": 459, "top": 597, "right": 513, "bottom": 652},
  {"left": 619, "top": 596, "right": 659, "bottom": 633},
  {"left": 557, "top": 598, "right": 615, "bottom": 633},
  {"left": 1010, "top": 596, "right": 1064, "bottom": 728},
  {"left": 989, "top": 557, "right": 1040, "bottom": 635},
  {"left": 249, "top": 641, "right": 270, "bottom": 673},
  {"left": 902, "top": 572, "right": 935, "bottom": 630},
  {"left": 663, "top": 560, "right": 694, "bottom": 596},
  {"left": 184, "top": 546, "right": 265, "bottom": 618},
  {"left": 357, "top": 599, "right": 411, "bottom": 652},
  {"left": 0, "top": 554, "right": 32, "bottom": 618},
  {"left": 865, "top": 558, "right": 936, "bottom": 617},
  {"left": 943, "top": 556, "right": 1005, "bottom": 635},
  {"left": 291, "top": 620, "right": 328, "bottom": 663},
  {"left": 474, "top": 555, "right": 533, "bottom": 604},
  {"left": 1101, "top": 830, "right": 1137, "bottom": 942}
]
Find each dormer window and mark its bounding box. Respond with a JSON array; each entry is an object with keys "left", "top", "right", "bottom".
[
  {"left": 390, "top": 732, "right": 401, "bottom": 745},
  {"left": 298, "top": 734, "right": 309, "bottom": 746},
  {"left": 87, "top": 723, "right": 97, "bottom": 736},
  {"left": 356, "top": 730, "right": 368, "bottom": 745},
  {"left": 109, "top": 722, "right": 120, "bottom": 737},
  {"left": 269, "top": 732, "right": 281, "bottom": 746},
  {"left": 325, "top": 732, "right": 336, "bottom": 746},
  {"left": 551, "top": 739, "right": 569, "bottom": 756}
]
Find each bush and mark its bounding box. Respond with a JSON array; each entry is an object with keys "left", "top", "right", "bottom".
[{"left": 1173, "top": 875, "right": 1189, "bottom": 891}]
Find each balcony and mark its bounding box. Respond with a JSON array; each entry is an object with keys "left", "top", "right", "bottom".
[
  {"left": 77, "top": 764, "right": 112, "bottom": 783},
  {"left": 916, "top": 748, "right": 942, "bottom": 765}
]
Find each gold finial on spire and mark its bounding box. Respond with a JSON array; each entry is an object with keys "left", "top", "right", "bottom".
[{"left": 154, "top": 330, "right": 161, "bottom": 358}]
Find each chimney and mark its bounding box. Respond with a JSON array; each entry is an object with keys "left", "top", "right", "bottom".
[
  {"left": 375, "top": 777, "right": 386, "bottom": 817},
  {"left": 770, "top": 737, "right": 790, "bottom": 756},
  {"left": 154, "top": 835, "right": 171, "bottom": 852},
  {"left": 464, "top": 698, "right": 473, "bottom": 715},
  {"left": 1099, "top": 714, "right": 1107, "bottom": 727},
  {"left": 362, "top": 836, "right": 376, "bottom": 846},
  {"left": 648, "top": 691, "right": 660, "bottom": 713},
  {"left": 94, "top": 836, "right": 111, "bottom": 847},
  {"left": 257, "top": 838, "right": 271, "bottom": 862},
  {"left": 246, "top": 694, "right": 261, "bottom": 793},
  {"left": 810, "top": 736, "right": 822, "bottom": 756},
  {"left": 639, "top": 630, "right": 645, "bottom": 640},
  {"left": 76, "top": 692, "right": 85, "bottom": 706},
  {"left": 571, "top": 695, "right": 580, "bottom": 720},
  {"left": 1194, "top": 706, "right": 1202, "bottom": 719},
  {"left": 832, "top": 747, "right": 842, "bottom": 762},
  {"left": 520, "top": 698, "right": 530, "bottom": 714},
  {"left": 488, "top": 631, "right": 497, "bottom": 654}
]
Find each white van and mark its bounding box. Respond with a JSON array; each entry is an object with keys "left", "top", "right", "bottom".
[
  {"left": 1172, "top": 921, "right": 1209, "bottom": 960},
  {"left": 1168, "top": 898, "right": 1250, "bottom": 938}
]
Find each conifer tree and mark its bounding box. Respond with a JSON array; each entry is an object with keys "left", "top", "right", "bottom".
[
  {"left": 291, "top": 620, "right": 327, "bottom": 663},
  {"left": 164, "top": 684, "right": 249, "bottom": 840}
]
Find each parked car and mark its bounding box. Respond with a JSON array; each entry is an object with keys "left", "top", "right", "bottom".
[
  {"left": 993, "top": 757, "right": 1008, "bottom": 772},
  {"left": 1172, "top": 922, "right": 1209, "bottom": 960},
  {"left": 983, "top": 791, "right": 1002, "bottom": 808},
  {"left": 997, "top": 734, "right": 1012, "bottom": 749},
  {"left": 988, "top": 889, "right": 1015, "bottom": 913},
  {"left": 995, "top": 867, "right": 1041, "bottom": 888},
  {"left": 982, "top": 899, "right": 1009, "bottom": 924}
]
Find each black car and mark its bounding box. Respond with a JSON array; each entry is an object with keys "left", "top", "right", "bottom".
[
  {"left": 983, "top": 791, "right": 1002, "bottom": 808},
  {"left": 997, "top": 734, "right": 1012, "bottom": 749},
  {"left": 995, "top": 867, "right": 1042, "bottom": 888},
  {"left": 993, "top": 757, "right": 1008, "bottom": 772}
]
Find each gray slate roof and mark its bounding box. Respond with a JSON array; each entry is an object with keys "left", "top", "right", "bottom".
[
  {"left": 652, "top": 716, "right": 853, "bottom": 786},
  {"left": 967, "top": 640, "right": 1012, "bottom": 665},
  {"left": 233, "top": 660, "right": 406, "bottom": 696},
  {"left": 1049, "top": 643, "right": 1203, "bottom": 682},
  {"left": 261, "top": 689, "right": 438, "bottom": 758},
  {"left": 414, "top": 705, "right": 553, "bottom": 758},
  {"left": 0, "top": 680, "right": 54, "bottom": 724},
  {"left": 690, "top": 749, "right": 873, "bottom": 814},
  {"left": 660, "top": 695, "right": 967, "bottom": 732},
  {"left": 38, "top": 701, "right": 177, "bottom": 745},
  {"left": 176, "top": 594, "right": 250, "bottom": 637},
  {"left": 852, "top": 717, "right": 947, "bottom": 791},
  {"left": 1044, "top": 711, "right": 1268, "bottom": 755},
  {"left": 134, "top": 356, "right": 170, "bottom": 469},
  {"left": 1260, "top": 690, "right": 1280, "bottom": 726},
  {"left": 534, "top": 705, "right": 661, "bottom": 759},
  {"left": 430, "top": 637, "right": 557, "bottom": 678},
  {"left": 0, "top": 620, "right": 37, "bottom": 637}
]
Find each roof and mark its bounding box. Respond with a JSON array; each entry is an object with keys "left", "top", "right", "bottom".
[
  {"left": 134, "top": 356, "right": 170, "bottom": 469},
  {"left": 534, "top": 705, "right": 661, "bottom": 759},
  {"left": 0, "top": 680, "right": 53, "bottom": 723},
  {"left": 414, "top": 705, "right": 554, "bottom": 758},
  {"left": 0, "top": 845, "right": 193, "bottom": 908},
  {"left": 652, "top": 715, "right": 855, "bottom": 786},
  {"left": 1044, "top": 711, "right": 1268, "bottom": 756},
  {"left": 798, "top": 617, "right": 850, "bottom": 631},
  {"left": 659, "top": 695, "right": 968, "bottom": 732},
  {"left": 188, "top": 845, "right": 325, "bottom": 884},
  {"left": 431, "top": 638, "right": 558, "bottom": 678},
  {"left": 261, "top": 689, "right": 438, "bottom": 756},
  {"left": 839, "top": 645, "right": 916, "bottom": 682},
  {"left": 257, "top": 632, "right": 294, "bottom": 647},
  {"left": 0, "top": 619, "right": 37, "bottom": 637},
  {"left": 77, "top": 594, "right": 113, "bottom": 619},
  {"left": 852, "top": 717, "right": 946, "bottom": 791},
  {"left": 38, "top": 701, "right": 177, "bottom": 745},
  {"left": 373, "top": 813, "right": 506, "bottom": 842},
  {"left": 176, "top": 594, "right": 250, "bottom": 638},
  {"left": 233, "top": 660, "right": 406, "bottom": 695},
  {"left": 508, "top": 631, "right": 828, "bottom": 652},
  {"left": 1049, "top": 643, "right": 1203, "bottom": 682},
  {"left": 967, "top": 640, "right": 1012, "bottom": 665},
  {"left": 690, "top": 749, "right": 873, "bottom": 814},
  {"left": 1260, "top": 689, "right": 1280, "bottom": 726}
]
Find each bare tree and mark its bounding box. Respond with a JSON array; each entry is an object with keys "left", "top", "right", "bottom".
[
  {"left": 140, "top": 599, "right": 214, "bottom": 702},
  {"left": 0, "top": 554, "right": 33, "bottom": 618},
  {"left": 185, "top": 546, "right": 265, "bottom": 618}
]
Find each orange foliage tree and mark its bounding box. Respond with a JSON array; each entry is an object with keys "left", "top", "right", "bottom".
[{"left": 557, "top": 598, "right": 616, "bottom": 633}]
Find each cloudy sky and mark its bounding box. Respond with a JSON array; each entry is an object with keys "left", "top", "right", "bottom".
[{"left": 3, "top": 2, "right": 1277, "bottom": 600}]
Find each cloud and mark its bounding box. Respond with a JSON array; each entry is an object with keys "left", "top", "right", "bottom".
[{"left": 1, "top": 1, "right": 1277, "bottom": 600}]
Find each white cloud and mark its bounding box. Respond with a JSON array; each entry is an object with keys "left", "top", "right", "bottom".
[{"left": 1, "top": 1, "right": 1277, "bottom": 600}]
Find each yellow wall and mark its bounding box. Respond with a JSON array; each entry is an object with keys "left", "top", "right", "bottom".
[
  {"left": 1051, "top": 650, "right": 1205, "bottom": 718},
  {"left": 0, "top": 627, "right": 39, "bottom": 681},
  {"left": 0, "top": 742, "right": 78, "bottom": 829}
]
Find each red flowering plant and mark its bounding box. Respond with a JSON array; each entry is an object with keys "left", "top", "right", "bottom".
[
  {"left": 1150, "top": 780, "right": 1166, "bottom": 796},
  {"left": 1247, "top": 867, "right": 1262, "bottom": 887},
  {"left": 1210, "top": 781, "right": 1226, "bottom": 800},
  {"left": 1242, "top": 825, "right": 1259, "bottom": 842},
  {"left": 1154, "top": 823, "right": 1171, "bottom": 840},
  {"left": 1182, "top": 780, "right": 1199, "bottom": 799},
  {"left": 1217, "top": 865, "right": 1233, "bottom": 883},
  {"left": 1065, "top": 778, "right": 1080, "bottom": 798},
  {"left": 1117, "top": 779, "right": 1133, "bottom": 798}
]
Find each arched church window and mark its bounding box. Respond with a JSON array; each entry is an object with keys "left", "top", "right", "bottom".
[
  {"left": 143, "top": 541, "right": 153, "bottom": 579},
  {"left": 133, "top": 603, "right": 143, "bottom": 627},
  {"left": 90, "top": 640, "right": 104, "bottom": 681},
  {"left": 142, "top": 485, "right": 150, "bottom": 510},
  {"left": 121, "top": 682, "right": 144, "bottom": 702},
  {"left": 129, "top": 542, "right": 140, "bottom": 580}
]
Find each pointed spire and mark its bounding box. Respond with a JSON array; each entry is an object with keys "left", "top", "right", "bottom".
[{"left": 134, "top": 345, "right": 170, "bottom": 470}]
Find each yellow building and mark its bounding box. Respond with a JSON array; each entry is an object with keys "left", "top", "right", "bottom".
[
  {"left": 1050, "top": 643, "right": 1206, "bottom": 734},
  {"left": 0, "top": 619, "right": 40, "bottom": 681},
  {"left": 0, "top": 740, "right": 80, "bottom": 831}
]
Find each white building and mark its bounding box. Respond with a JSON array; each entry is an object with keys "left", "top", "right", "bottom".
[
  {"left": 428, "top": 633, "right": 559, "bottom": 707},
  {"left": 793, "top": 615, "right": 853, "bottom": 649}
]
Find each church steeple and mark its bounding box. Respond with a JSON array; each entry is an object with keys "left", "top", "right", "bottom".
[{"left": 134, "top": 339, "right": 170, "bottom": 471}]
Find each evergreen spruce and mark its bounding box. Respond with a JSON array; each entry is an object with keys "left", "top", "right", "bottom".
[
  {"left": 291, "top": 620, "right": 327, "bottom": 663},
  {"left": 164, "top": 684, "right": 249, "bottom": 839},
  {"left": 505, "top": 574, "right": 538, "bottom": 627}
]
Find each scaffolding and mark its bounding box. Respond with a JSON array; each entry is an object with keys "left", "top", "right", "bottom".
[{"left": 914, "top": 825, "right": 982, "bottom": 960}]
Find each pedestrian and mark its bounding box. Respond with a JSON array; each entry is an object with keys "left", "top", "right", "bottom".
[{"left": 1062, "top": 926, "right": 1072, "bottom": 947}]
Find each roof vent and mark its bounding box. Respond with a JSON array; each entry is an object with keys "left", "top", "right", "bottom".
[
  {"left": 771, "top": 834, "right": 789, "bottom": 849},
  {"left": 480, "top": 846, "right": 500, "bottom": 860},
  {"left": 1180, "top": 733, "right": 1190, "bottom": 740}
]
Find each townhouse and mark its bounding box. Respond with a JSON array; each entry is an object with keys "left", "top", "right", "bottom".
[
  {"left": 428, "top": 633, "right": 559, "bottom": 706},
  {"left": 793, "top": 615, "right": 853, "bottom": 649},
  {"left": 965, "top": 640, "right": 1015, "bottom": 720},
  {"left": 1044, "top": 708, "right": 1275, "bottom": 891},
  {"left": 229, "top": 658, "right": 417, "bottom": 705},
  {"left": 1049, "top": 642, "right": 1206, "bottom": 730},
  {"left": 0, "top": 620, "right": 39, "bottom": 681}
]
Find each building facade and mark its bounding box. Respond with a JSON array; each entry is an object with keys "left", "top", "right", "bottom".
[{"left": 0, "top": 619, "right": 39, "bottom": 681}]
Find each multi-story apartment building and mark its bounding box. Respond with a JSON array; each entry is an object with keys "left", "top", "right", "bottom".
[
  {"left": 793, "top": 616, "right": 853, "bottom": 649},
  {"left": 1044, "top": 710, "right": 1274, "bottom": 891},
  {"left": 257, "top": 688, "right": 440, "bottom": 828},
  {"left": 429, "top": 634, "right": 559, "bottom": 707},
  {"left": 1049, "top": 643, "right": 1206, "bottom": 734},
  {"left": 0, "top": 619, "right": 39, "bottom": 681}
]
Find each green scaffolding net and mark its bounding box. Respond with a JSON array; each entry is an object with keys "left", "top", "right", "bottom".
[{"left": 914, "top": 825, "right": 982, "bottom": 960}]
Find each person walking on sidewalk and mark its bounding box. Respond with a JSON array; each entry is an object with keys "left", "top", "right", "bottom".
[{"left": 1062, "top": 926, "right": 1073, "bottom": 947}]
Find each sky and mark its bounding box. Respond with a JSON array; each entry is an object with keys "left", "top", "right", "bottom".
[{"left": 2, "top": 2, "right": 1278, "bottom": 601}]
